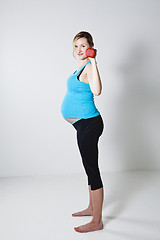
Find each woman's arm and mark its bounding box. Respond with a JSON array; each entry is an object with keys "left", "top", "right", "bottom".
[{"left": 86, "top": 58, "right": 102, "bottom": 96}]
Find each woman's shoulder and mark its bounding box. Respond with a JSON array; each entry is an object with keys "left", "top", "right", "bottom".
[{"left": 85, "top": 61, "right": 92, "bottom": 73}]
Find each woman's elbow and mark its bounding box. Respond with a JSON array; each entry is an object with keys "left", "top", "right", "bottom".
[{"left": 94, "top": 90, "right": 102, "bottom": 96}]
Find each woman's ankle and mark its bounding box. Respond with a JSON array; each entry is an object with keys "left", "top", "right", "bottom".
[
  {"left": 91, "top": 218, "right": 103, "bottom": 224},
  {"left": 88, "top": 205, "right": 93, "bottom": 211}
]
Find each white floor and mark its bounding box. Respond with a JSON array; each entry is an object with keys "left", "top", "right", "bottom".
[{"left": 0, "top": 171, "right": 160, "bottom": 240}]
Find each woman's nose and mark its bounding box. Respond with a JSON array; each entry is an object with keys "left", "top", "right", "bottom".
[{"left": 78, "top": 47, "right": 82, "bottom": 52}]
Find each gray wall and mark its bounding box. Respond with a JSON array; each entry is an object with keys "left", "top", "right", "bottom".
[{"left": 1, "top": 0, "right": 160, "bottom": 177}]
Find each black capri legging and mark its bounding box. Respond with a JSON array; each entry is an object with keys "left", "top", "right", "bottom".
[{"left": 73, "top": 114, "right": 104, "bottom": 191}]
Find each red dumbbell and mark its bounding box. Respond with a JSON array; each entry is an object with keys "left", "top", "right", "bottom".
[{"left": 86, "top": 48, "right": 96, "bottom": 58}]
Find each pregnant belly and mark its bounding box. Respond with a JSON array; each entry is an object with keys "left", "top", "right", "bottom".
[
  {"left": 61, "top": 95, "right": 81, "bottom": 123},
  {"left": 65, "top": 118, "right": 79, "bottom": 124}
]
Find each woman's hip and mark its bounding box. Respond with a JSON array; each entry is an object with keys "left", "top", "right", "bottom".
[{"left": 73, "top": 114, "right": 104, "bottom": 142}]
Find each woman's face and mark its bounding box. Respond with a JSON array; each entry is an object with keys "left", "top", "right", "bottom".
[{"left": 73, "top": 37, "right": 90, "bottom": 60}]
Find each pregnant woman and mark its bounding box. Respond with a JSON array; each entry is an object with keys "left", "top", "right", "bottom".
[{"left": 61, "top": 31, "right": 104, "bottom": 233}]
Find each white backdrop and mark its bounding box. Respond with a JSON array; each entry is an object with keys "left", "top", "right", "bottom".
[{"left": 1, "top": 0, "right": 160, "bottom": 177}]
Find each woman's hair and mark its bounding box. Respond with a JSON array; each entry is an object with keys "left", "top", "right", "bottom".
[{"left": 72, "top": 31, "right": 94, "bottom": 58}]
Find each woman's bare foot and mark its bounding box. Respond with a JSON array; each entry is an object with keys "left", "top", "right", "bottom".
[
  {"left": 74, "top": 220, "right": 104, "bottom": 233},
  {"left": 72, "top": 207, "right": 93, "bottom": 217}
]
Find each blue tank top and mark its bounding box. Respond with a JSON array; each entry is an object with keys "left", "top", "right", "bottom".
[{"left": 61, "top": 60, "right": 100, "bottom": 123}]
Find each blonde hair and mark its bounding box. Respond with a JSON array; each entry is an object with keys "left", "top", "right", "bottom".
[{"left": 72, "top": 31, "right": 94, "bottom": 58}]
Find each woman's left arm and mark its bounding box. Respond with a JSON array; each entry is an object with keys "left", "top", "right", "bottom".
[{"left": 87, "top": 58, "right": 102, "bottom": 96}]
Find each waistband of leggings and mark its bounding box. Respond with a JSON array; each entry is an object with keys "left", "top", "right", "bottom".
[{"left": 73, "top": 114, "right": 102, "bottom": 128}]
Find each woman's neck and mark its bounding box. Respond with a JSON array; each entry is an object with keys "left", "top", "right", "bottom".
[{"left": 77, "top": 58, "right": 90, "bottom": 69}]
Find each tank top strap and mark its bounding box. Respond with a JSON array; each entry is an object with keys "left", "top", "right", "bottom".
[
  {"left": 75, "top": 60, "right": 91, "bottom": 74},
  {"left": 82, "top": 60, "right": 91, "bottom": 68}
]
